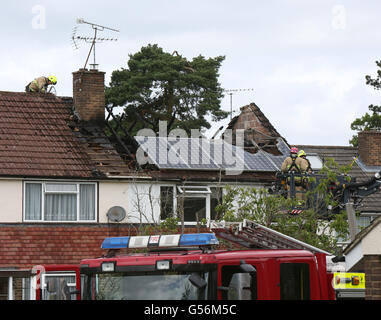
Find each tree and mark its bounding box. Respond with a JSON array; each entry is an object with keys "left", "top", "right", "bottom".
[
  {"left": 350, "top": 60, "right": 381, "bottom": 146},
  {"left": 105, "top": 44, "right": 229, "bottom": 135},
  {"left": 214, "top": 161, "right": 350, "bottom": 254}
]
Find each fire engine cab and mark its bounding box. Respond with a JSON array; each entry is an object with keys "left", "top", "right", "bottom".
[{"left": 76, "top": 224, "right": 335, "bottom": 300}]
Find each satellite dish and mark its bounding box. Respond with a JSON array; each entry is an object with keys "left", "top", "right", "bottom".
[{"left": 106, "top": 206, "right": 126, "bottom": 222}]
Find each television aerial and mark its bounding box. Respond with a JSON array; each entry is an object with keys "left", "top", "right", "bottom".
[
  {"left": 224, "top": 88, "right": 254, "bottom": 120},
  {"left": 71, "top": 18, "right": 119, "bottom": 70}
]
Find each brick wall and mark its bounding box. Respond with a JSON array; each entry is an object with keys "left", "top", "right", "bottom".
[
  {"left": 0, "top": 224, "right": 209, "bottom": 269},
  {"left": 228, "top": 104, "right": 282, "bottom": 155},
  {"left": 233, "top": 105, "right": 274, "bottom": 137},
  {"left": 72, "top": 69, "right": 105, "bottom": 123},
  {"left": 358, "top": 131, "right": 381, "bottom": 166},
  {"left": 364, "top": 255, "right": 381, "bottom": 300}
]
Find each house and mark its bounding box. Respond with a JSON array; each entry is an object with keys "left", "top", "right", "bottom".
[
  {"left": 343, "top": 216, "right": 381, "bottom": 300},
  {"left": 0, "top": 71, "right": 290, "bottom": 300},
  {"left": 0, "top": 69, "right": 145, "bottom": 299},
  {"left": 334, "top": 131, "right": 381, "bottom": 300}
]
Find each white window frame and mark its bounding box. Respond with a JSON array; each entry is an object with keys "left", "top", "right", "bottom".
[
  {"left": 23, "top": 181, "right": 97, "bottom": 223},
  {"left": 180, "top": 191, "right": 211, "bottom": 226},
  {"left": 177, "top": 186, "right": 212, "bottom": 194},
  {"left": 159, "top": 185, "right": 214, "bottom": 225}
]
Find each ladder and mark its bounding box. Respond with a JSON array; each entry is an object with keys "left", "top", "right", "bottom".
[{"left": 209, "top": 219, "right": 330, "bottom": 254}]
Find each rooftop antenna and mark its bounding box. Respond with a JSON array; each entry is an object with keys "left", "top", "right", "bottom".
[
  {"left": 72, "top": 18, "right": 119, "bottom": 70},
  {"left": 224, "top": 88, "right": 254, "bottom": 120}
]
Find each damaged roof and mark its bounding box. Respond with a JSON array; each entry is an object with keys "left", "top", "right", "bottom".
[
  {"left": 0, "top": 91, "right": 136, "bottom": 179},
  {"left": 225, "top": 103, "right": 289, "bottom": 156}
]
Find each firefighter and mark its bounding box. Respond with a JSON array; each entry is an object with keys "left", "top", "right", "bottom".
[
  {"left": 281, "top": 147, "right": 307, "bottom": 205},
  {"left": 297, "top": 149, "right": 313, "bottom": 199},
  {"left": 25, "top": 75, "right": 57, "bottom": 93},
  {"left": 281, "top": 147, "right": 307, "bottom": 173},
  {"left": 298, "top": 150, "right": 312, "bottom": 173}
]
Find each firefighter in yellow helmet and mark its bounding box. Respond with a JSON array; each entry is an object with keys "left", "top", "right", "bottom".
[
  {"left": 25, "top": 75, "right": 57, "bottom": 93},
  {"left": 297, "top": 150, "right": 312, "bottom": 173},
  {"left": 281, "top": 147, "right": 307, "bottom": 204}
]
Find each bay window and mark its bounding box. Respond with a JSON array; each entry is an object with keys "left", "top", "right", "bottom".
[{"left": 24, "top": 182, "right": 97, "bottom": 222}]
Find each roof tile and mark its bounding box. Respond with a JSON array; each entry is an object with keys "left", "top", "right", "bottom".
[{"left": 0, "top": 91, "right": 134, "bottom": 178}]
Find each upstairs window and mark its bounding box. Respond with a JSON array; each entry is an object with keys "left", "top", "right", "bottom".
[{"left": 24, "top": 182, "right": 96, "bottom": 222}]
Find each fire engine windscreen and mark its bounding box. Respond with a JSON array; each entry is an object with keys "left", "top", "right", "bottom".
[{"left": 84, "top": 271, "right": 209, "bottom": 300}]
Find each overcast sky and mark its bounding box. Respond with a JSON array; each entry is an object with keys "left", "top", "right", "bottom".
[{"left": 1, "top": 1, "right": 380, "bottom": 146}]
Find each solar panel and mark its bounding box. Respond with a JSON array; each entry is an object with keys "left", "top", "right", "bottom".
[
  {"left": 135, "top": 136, "right": 286, "bottom": 172},
  {"left": 168, "top": 138, "right": 220, "bottom": 170}
]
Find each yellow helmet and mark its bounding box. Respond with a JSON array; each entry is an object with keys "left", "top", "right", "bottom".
[
  {"left": 48, "top": 75, "right": 57, "bottom": 85},
  {"left": 298, "top": 150, "right": 306, "bottom": 157}
]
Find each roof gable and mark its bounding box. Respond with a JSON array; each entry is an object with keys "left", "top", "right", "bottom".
[{"left": 225, "top": 103, "right": 289, "bottom": 156}]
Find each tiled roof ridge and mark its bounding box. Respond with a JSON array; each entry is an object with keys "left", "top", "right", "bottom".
[{"left": 298, "top": 144, "right": 357, "bottom": 150}]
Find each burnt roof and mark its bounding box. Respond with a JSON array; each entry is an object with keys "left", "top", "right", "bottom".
[
  {"left": 227, "top": 103, "right": 283, "bottom": 138},
  {"left": 225, "top": 103, "right": 289, "bottom": 156},
  {"left": 0, "top": 91, "right": 137, "bottom": 179}
]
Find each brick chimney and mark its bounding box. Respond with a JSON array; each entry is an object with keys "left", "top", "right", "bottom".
[
  {"left": 358, "top": 130, "right": 381, "bottom": 166},
  {"left": 72, "top": 69, "right": 105, "bottom": 124}
]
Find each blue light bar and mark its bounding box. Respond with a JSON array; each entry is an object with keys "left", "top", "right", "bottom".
[
  {"left": 101, "top": 236, "right": 130, "bottom": 249},
  {"left": 101, "top": 233, "right": 219, "bottom": 249},
  {"left": 179, "top": 233, "right": 219, "bottom": 246}
]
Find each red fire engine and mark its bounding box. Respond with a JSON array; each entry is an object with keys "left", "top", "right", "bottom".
[{"left": 39, "top": 220, "right": 332, "bottom": 301}]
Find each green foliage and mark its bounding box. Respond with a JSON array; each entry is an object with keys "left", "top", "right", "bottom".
[
  {"left": 215, "top": 160, "right": 350, "bottom": 254},
  {"left": 350, "top": 60, "right": 381, "bottom": 146},
  {"left": 105, "top": 44, "right": 229, "bottom": 135},
  {"left": 215, "top": 186, "right": 293, "bottom": 227},
  {"left": 159, "top": 216, "right": 181, "bottom": 234},
  {"left": 137, "top": 217, "right": 181, "bottom": 236}
]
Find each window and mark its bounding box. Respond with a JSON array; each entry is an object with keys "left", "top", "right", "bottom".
[
  {"left": 221, "top": 265, "right": 257, "bottom": 300},
  {"left": 41, "top": 273, "right": 77, "bottom": 300},
  {"left": 0, "top": 278, "right": 7, "bottom": 300},
  {"left": 24, "top": 182, "right": 96, "bottom": 222},
  {"left": 176, "top": 186, "right": 210, "bottom": 223},
  {"left": 160, "top": 186, "right": 174, "bottom": 220},
  {"left": 181, "top": 197, "right": 207, "bottom": 222},
  {"left": 177, "top": 186, "right": 211, "bottom": 194},
  {"left": 86, "top": 272, "right": 208, "bottom": 300},
  {"left": 160, "top": 185, "right": 223, "bottom": 223},
  {"left": 280, "top": 263, "right": 310, "bottom": 300}
]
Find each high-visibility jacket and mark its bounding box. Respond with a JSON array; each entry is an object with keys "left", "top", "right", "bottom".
[
  {"left": 303, "top": 157, "right": 313, "bottom": 173},
  {"left": 27, "top": 77, "right": 49, "bottom": 93}
]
